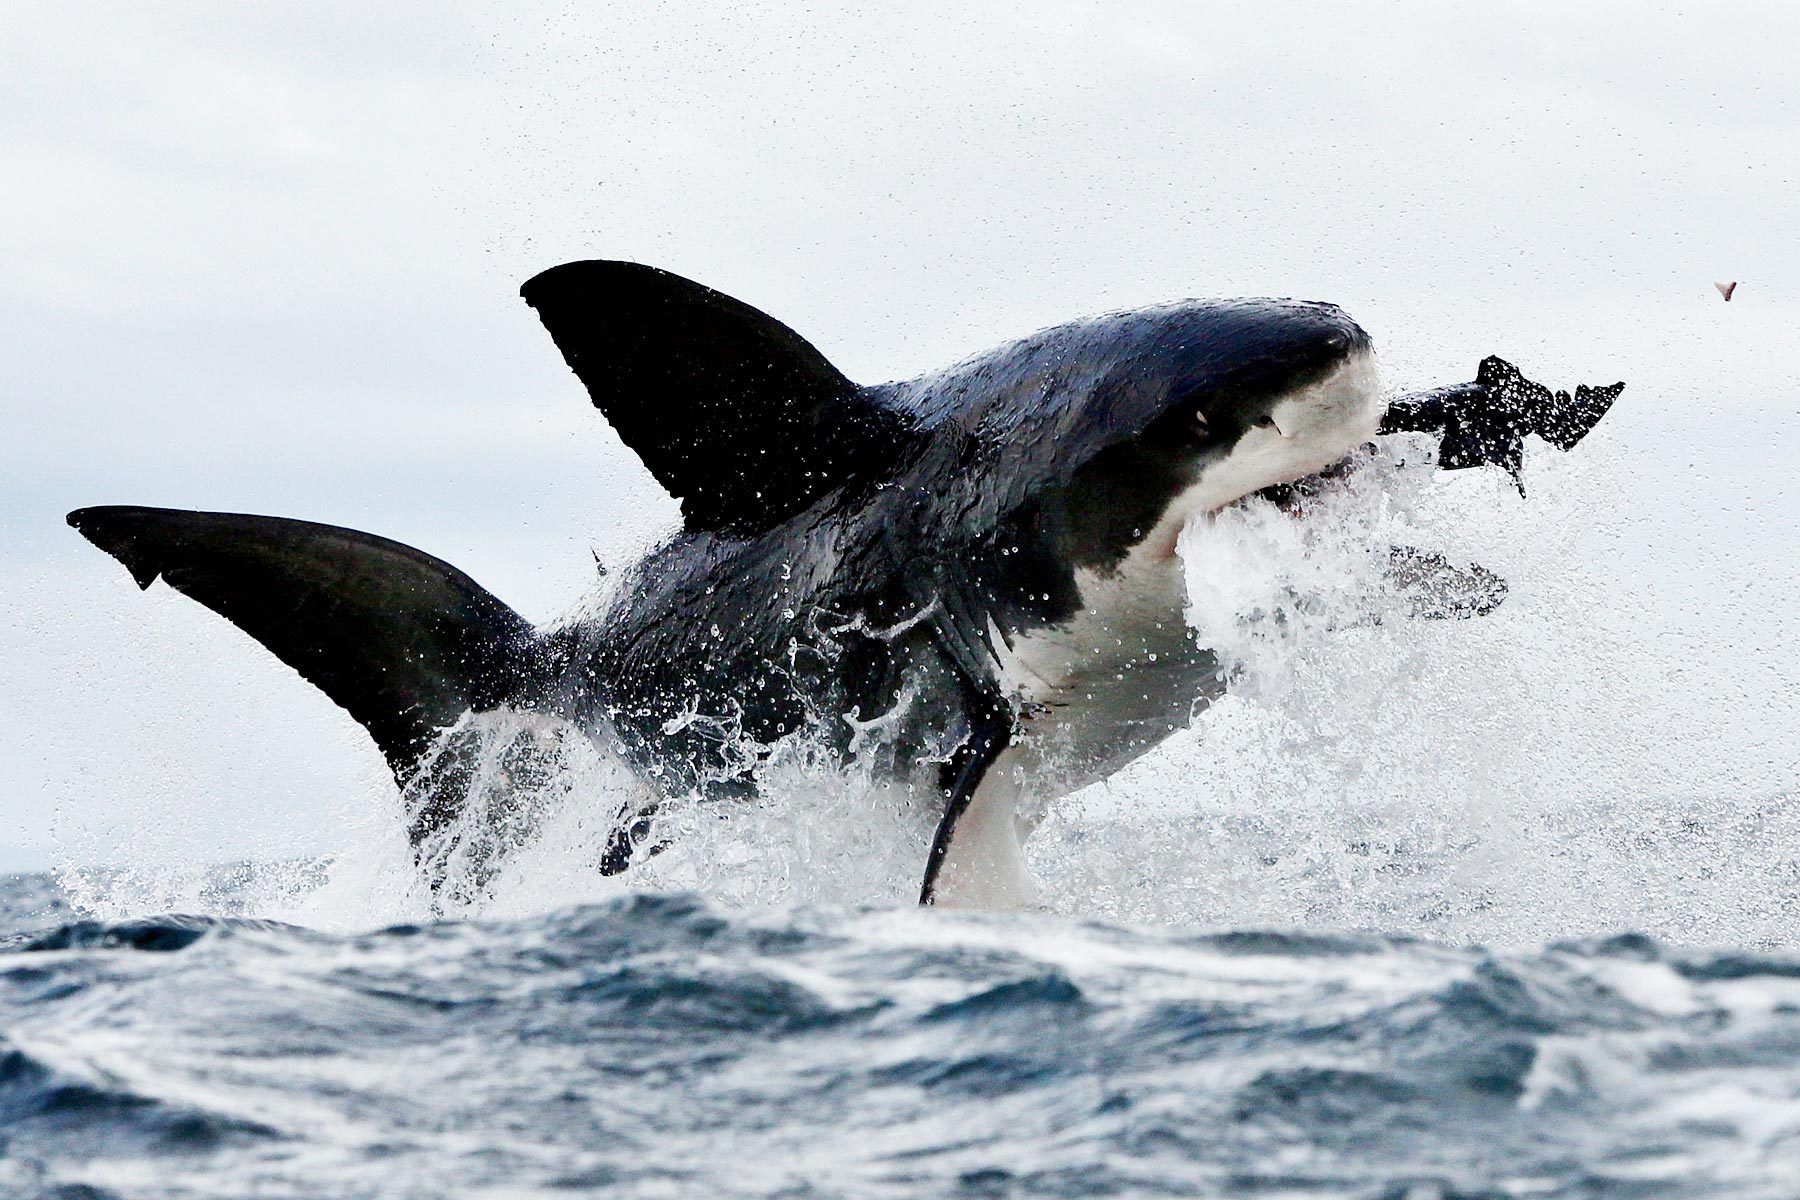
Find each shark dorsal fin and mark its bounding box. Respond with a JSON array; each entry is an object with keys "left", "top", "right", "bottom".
[{"left": 522, "top": 260, "right": 893, "bottom": 532}]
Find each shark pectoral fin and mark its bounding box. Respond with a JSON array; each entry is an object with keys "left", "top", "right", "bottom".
[
  {"left": 67, "top": 506, "right": 537, "bottom": 784},
  {"left": 520, "top": 260, "right": 907, "bottom": 532},
  {"left": 926, "top": 564, "right": 1003, "bottom": 690},
  {"left": 919, "top": 700, "right": 1031, "bottom": 908}
]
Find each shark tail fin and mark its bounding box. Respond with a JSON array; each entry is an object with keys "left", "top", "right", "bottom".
[{"left": 67, "top": 506, "right": 539, "bottom": 785}]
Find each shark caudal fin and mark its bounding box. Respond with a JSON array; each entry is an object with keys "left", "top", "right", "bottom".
[{"left": 67, "top": 506, "right": 538, "bottom": 783}]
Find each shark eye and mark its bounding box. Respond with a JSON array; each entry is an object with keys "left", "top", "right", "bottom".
[{"left": 1254, "top": 415, "right": 1279, "bottom": 429}]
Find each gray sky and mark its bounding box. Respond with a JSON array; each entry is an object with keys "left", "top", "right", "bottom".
[{"left": 4, "top": 1, "right": 1797, "bottom": 873}]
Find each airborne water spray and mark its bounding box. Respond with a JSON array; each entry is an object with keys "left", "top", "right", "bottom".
[
  {"left": 1031, "top": 438, "right": 1800, "bottom": 947},
  {"left": 61, "top": 435, "right": 1800, "bottom": 945}
]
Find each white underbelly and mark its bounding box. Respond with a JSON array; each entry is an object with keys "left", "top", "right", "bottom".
[
  {"left": 995, "top": 553, "right": 1220, "bottom": 803},
  {"left": 989, "top": 348, "right": 1383, "bottom": 802}
]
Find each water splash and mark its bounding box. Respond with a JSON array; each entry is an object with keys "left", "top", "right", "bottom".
[
  {"left": 266, "top": 718, "right": 929, "bottom": 928},
  {"left": 50, "top": 439, "right": 1800, "bottom": 946},
  {"left": 1032, "top": 439, "right": 1800, "bottom": 946}
]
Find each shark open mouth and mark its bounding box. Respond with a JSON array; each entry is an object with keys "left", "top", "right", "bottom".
[
  {"left": 1199, "top": 439, "right": 1509, "bottom": 635},
  {"left": 1245, "top": 446, "right": 1372, "bottom": 516}
]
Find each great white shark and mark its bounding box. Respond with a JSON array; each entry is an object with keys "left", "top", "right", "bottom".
[{"left": 68, "top": 261, "right": 1622, "bottom": 908}]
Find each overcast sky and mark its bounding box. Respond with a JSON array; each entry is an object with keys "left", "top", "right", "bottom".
[{"left": 4, "top": 1, "right": 1797, "bottom": 873}]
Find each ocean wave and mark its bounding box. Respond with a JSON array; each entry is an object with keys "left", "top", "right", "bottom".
[{"left": 3, "top": 888, "right": 1799, "bottom": 1197}]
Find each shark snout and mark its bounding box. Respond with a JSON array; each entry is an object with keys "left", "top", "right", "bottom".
[
  {"left": 1266, "top": 346, "right": 1385, "bottom": 454},
  {"left": 1165, "top": 345, "right": 1386, "bottom": 527}
]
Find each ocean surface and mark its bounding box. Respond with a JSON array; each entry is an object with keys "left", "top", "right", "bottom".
[
  {"left": 11, "top": 450, "right": 1800, "bottom": 1197},
  {"left": 6, "top": 880, "right": 1800, "bottom": 1198}
]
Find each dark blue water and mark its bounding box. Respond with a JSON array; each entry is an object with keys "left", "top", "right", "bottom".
[{"left": 4, "top": 875, "right": 1800, "bottom": 1198}]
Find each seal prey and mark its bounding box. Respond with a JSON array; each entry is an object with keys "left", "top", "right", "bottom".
[{"left": 68, "top": 261, "right": 1622, "bottom": 909}]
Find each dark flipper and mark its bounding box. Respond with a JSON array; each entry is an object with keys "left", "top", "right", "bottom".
[
  {"left": 918, "top": 698, "right": 1014, "bottom": 906},
  {"left": 67, "top": 506, "right": 537, "bottom": 782},
  {"left": 1383, "top": 357, "right": 1624, "bottom": 494}
]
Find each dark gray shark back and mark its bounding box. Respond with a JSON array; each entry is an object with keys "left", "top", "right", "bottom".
[
  {"left": 879, "top": 298, "right": 1370, "bottom": 517},
  {"left": 521, "top": 261, "right": 1370, "bottom": 545}
]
